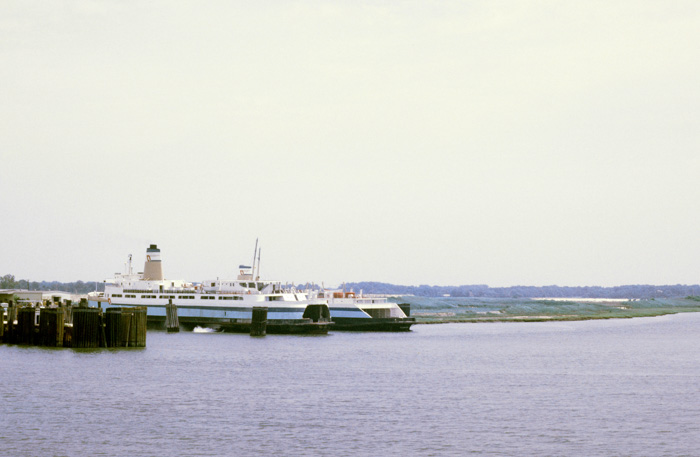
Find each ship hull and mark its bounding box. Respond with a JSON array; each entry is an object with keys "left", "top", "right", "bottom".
[
  {"left": 97, "top": 302, "right": 332, "bottom": 335},
  {"left": 330, "top": 317, "right": 415, "bottom": 331}
]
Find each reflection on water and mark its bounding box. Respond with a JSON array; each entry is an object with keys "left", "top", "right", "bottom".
[{"left": 2, "top": 313, "right": 699, "bottom": 456}]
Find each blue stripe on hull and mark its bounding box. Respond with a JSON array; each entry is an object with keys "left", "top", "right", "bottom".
[{"left": 92, "top": 301, "right": 307, "bottom": 320}]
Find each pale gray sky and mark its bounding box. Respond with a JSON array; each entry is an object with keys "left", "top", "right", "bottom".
[{"left": 1, "top": 1, "right": 699, "bottom": 287}]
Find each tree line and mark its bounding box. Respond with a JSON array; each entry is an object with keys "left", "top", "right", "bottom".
[
  {"left": 1, "top": 274, "right": 104, "bottom": 294},
  {"left": 343, "top": 282, "right": 700, "bottom": 299}
]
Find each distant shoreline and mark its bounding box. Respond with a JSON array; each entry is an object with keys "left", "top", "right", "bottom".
[
  {"left": 399, "top": 296, "right": 700, "bottom": 324},
  {"left": 414, "top": 309, "right": 700, "bottom": 324}
]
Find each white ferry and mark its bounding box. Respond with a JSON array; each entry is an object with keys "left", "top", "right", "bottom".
[
  {"left": 311, "top": 288, "right": 415, "bottom": 331},
  {"left": 90, "top": 244, "right": 332, "bottom": 334}
]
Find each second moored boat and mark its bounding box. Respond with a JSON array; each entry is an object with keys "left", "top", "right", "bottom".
[{"left": 311, "top": 288, "right": 415, "bottom": 331}]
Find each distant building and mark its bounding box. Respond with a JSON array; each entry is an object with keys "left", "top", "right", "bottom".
[{"left": 0, "top": 289, "right": 84, "bottom": 305}]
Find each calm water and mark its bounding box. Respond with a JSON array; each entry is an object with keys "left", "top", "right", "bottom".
[{"left": 2, "top": 313, "right": 699, "bottom": 456}]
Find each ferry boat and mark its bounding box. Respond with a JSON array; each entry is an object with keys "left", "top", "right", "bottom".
[
  {"left": 311, "top": 288, "right": 415, "bottom": 331},
  {"left": 90, "top": 244, "right": 332, "bottom": 334}
]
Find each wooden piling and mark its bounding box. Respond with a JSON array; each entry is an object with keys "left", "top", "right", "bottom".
[
  {"left": 165, "top": 299, "right": 180, "bottom": 332},
  {"left": 6, "top": 301, "right": 17, "bottom": 344},
  {"left": 0, "top": 305, "right": 5, "bottom": 342},
  {"left": 72, "top": 307, "right": 101, "bottom": 348},
  {"left": 63, "top": 302, "right": 73, "bottom": 325},
  {"left": 250, "top": 306, "right": 268, "bottom": 337},
  {"left": 105, "top": 308, "right": 126, "bottom": 347},
  {"left": 17, "top": 306, "right": 37, "bottom": 345},
  {"left": 99, "top": 312, "right": 107, "bottom": 348},
  {"left": 121, "top": 307, "right": 146, "bottom": 347},
  {"left": 39, "top": 308, "right": 65, "bottom": 347}
]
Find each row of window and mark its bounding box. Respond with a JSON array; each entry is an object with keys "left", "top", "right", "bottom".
[
  {"left": 212, "top": 282, "right": 259, "bottom": 288},
  {"left": 109, "top": 294, "right": 261, "bottom": 301},
  {"left": 136, "top": 295, "right": 199, "bottom": 299}
]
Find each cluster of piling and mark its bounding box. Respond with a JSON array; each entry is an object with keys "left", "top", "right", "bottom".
[{"left": 0, "top": 299, "right": 146, "bottom": 349}]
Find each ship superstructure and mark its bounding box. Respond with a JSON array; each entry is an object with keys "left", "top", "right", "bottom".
[{"left": 92, "top": 244, "right": 331, "bottom": 334}]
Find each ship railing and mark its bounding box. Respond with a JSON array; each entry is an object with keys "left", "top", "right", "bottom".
[
  {"left": 204, "top": 290, "right": 247, "bottom": 295},
  {"left": 122, "top": 289, "right": 196, "bottom": 294}
]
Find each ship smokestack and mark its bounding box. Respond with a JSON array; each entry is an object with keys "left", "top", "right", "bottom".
[{"left": 143, "top": 244, "right": 164, "bottom": 280}]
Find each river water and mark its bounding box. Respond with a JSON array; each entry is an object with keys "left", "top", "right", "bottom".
[{"left": 2, "top": 313, "right": 699, "bottom": 456}]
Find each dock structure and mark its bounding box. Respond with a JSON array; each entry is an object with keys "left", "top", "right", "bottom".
[
  {"left": 250, "top": 306, "right": 268, "bottom": 336},
  {"left": 104, "top": 308, "right": 124, "bottom": 347},
  {"left": 165, "top": 299, "right": 180, "bottom": 333},
  {"left": 1, "top": 300, "right": 146, "bottom": 349},
  {"left": 39, "top": 307, "right": 65, "bottom": 347},
  {"left": 122, "top": 307, "right": 147, "bottom": 347},
  {"left": 72, "top": 308, "right": 103, "bottom": 348},
  {"left": 5, "top": 301, "right": 17, "bottom": 343},
  {"left": 17, "top": 306, "right": 37, "bottom": 345}
]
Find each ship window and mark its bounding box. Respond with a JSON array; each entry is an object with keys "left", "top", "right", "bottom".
[{"left": 211, "top": 283, "right": 215, "bottom": 287}]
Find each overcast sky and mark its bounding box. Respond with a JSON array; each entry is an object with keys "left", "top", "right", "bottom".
[{"left": 1, "top": 1, "right": 699, "bottom": 287}]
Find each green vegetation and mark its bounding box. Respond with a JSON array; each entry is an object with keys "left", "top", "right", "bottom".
[
  {"left": 393, "top": 296, "right": 700, "bottom": 324},
  {"left": 1, "top": 274, "right": 102, "bottom": 294},
  {"left": 349, "top": 281, "right": 700, "bottom": 299}
]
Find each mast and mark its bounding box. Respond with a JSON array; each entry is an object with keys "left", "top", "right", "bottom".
[
  {"left": 251, "top": 238, "right": 259, "bottom": 279},
  {"left": 256, "top": 247, "right": 261, "bottom": 280}
]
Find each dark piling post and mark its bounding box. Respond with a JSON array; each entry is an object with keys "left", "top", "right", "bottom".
[
  {"left": 39, "top": 308, "right": 65, "bottom": 347},
  {"left": 0, "top": 305, "right": 5, "bottom": 343},
  {"left": 99, "top": 311, "right": 107, "bottom": 348},
  {"left": 63, "top": 302, "right": 73, "bottom": 325},
  {"left": 6, "top": 301, "right": 17, "bottom": 344},
  {"left": 121, "top": 307, "right": 147, "bottom": 348},
  {"left": 398, "top": 303, "right": 411, "bottom": 317},
  {"left": 72, "top": 308, "right": 101, "bottom": 348},
  {"left": 165, "top": 298, "right": 180, "bottom": 332},
  {"left": 250, "top": 306, "right": 268, "bottom": 337},
  {"left": 17, "top": 306, "right": 37, "bottom": 345},
  {"left": 105, "top": 308, "right": 123, "bottom": 347}
]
